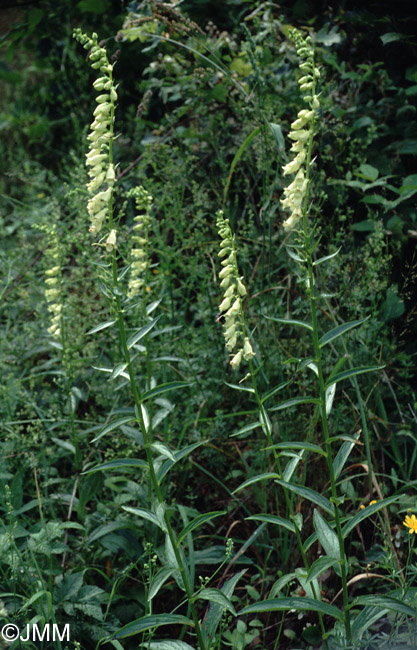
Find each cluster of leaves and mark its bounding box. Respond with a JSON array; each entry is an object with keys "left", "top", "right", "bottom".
[{"left": 0, "top": 1, "right": 416, "bottom": 649}]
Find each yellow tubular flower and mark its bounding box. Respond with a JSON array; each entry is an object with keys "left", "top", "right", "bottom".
[
  {"left": 281, "top": 29, "right": 320, "bottom": 231},
  {"left": 73, "top": 29, "right": 117, "bottom": 237}
]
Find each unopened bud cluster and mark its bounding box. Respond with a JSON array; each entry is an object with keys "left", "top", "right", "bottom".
[
  {"left": 216, "top": 211, "right": 255, "bottom": 369},
  {"left": 73, "top": 29, "right": 117, "bottom": 235},
  {"left": 281, "top": 29, "right": 320, "bottom": 230},
  {"left": 127, "top": 186, "right": 153, "bottom": 298},
  {"left": 41, "top": 224, "right": 63, "bottom": 338}
]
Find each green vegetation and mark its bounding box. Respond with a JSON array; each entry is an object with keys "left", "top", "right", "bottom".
[{"left": 1, "top": 2, "right": 416, "bottom": 649}]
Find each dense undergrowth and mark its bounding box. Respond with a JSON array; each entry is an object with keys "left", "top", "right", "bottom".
[{"left": 1, "top": 1, "right": 417, "bottom": 649}]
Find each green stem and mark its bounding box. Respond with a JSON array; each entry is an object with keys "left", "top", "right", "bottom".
[{"left": 301, "top": 127, "right": 351, "bottom": 642}]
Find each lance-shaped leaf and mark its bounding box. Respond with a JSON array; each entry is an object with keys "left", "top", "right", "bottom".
[
  {"left": 196, "top": 588, "right": 236, "bottom": 616},
  {"left": 246, "top": 513, "right": 296, "bottom": 534},
  {"left": 270, "top": 396, "right": 320, "bottom": 412},
  {"left": 266, "top": 441, "right": 326, "bottom": 457},
  {"left": 312, "top": 247, "right": 341, "bottom": 266},
  {"left": 306, "top": 556, "right": 339, "bottom": 584},
  {"left": 325, "top": 365, "right": 384, "bottom": 389},
  {"left": 233, "top": 473, "right": 280, "bottom": 494},
  {"left": 110, "top": 614, "right": 193, "bottom": 640},
  {"left": 261, "top": 380, "right": 290, "bottom": 404},
  {"left": 239, "top": 597, "right": 343, "bottom": 621},
  {"left": 313, "top": 510, "right": 341, "bottom": 574},
  {"left": 122, "top": 506, "right": 167, "bottom": 532},
  {"left": 91, "top": 416, "right": 137, "bottom": 443},
  {"left": 142, "top": 381, "right": 192, "bottom": 401},
  {"left": 148, "top": 642, "right": 195, "bottom": 650},
  {"left": 319, "top": 317, "right": 369, "bottom": 348},
  {"left": 201, "top": 569, "right": 247, "bottom": 647},
  {"left": 230, "top": 421, "right": 261, "bottom": 438},
  {"left": 355, "top": 594, "right": 415, "bottom": 617},
  {"left": 177, "top": 511, "right": 225, "bottom": 546},
  {"left": 86, "top": 319, "right": 116, "bottom": 335},
  {"left": 148, "top": 567, "right": 176, "bottom": 602},
  {"left": 333, "top": 433, "right": 360, "bottom": 479},
  {"left": 83, "top": 458, "right": 147, "bottom": 474},
  {"left": 342, "top": 496, "right": 399, "bottom": 538},
  {"left": 127, "top": 316, "right": 160, "bottom": 349},
  {"left": 263, "top": 316, "right": 313, "bottom": 332},
  {"left": 275, "top": 480, "right": 333, "bottom": 516}
]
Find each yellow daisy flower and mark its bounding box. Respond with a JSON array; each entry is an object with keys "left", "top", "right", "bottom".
[{"left": 403, "top": 514, "right": 417, "bottom": 534}]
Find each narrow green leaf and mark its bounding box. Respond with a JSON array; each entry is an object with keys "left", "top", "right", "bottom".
[
  {"left": 355, "top": 594, "right": 414, "bottom": 617},
  {"left": 266, "top": 441, "right": 326, "bottom": 457},
  {"left": 342, "top": 496, "right": 399, "bottom": 538},
  {"left": 270, "top": 396, "right": 320, "bottom": 412},
  {"left": 148, "top": 642, "right": 195, "bottom": 650},
  {"left": 91, "top": 417, "right": 137, "bottom": 443},
  {"left": 148, "top": 567, "right": 176, "bottom": 602},
  {"left": 224, "top": 126, "right": 262, "bottom": 202},
  {"left": 313, "top": 247, "right": 341, "bottom": 266},
  {"left": 196, "top": 588, "right": 236, "bottom": 616},
  {"left": 122, "top": 506, "right": 167, "bottom": 532},
  {"left": 151, "top": 442, "right": 176, "bottom": 461},
  {"left": 306, "top": 556, "right": 338, "bottom": 584},
  {"left": 177, "top": 511, "right": 225, "bottom": 546},
  {"left": 351, "top": 605, "right": 389, "bottom": 639},
  {"left": 333, "top": 434, "right": 360, "bottom": 479},
  {"left": 83, "top": 458, "right": 147, "bottom": 474},
  {"left": 127, "top": 317, "right": 160, "bottom": 349},
  {"left": 110, "top": 362, "right": 128, "bottom": 380},
  {"left": 110, "top": 614, "right": 193, "bottom": 640},
  {"left": 86, "top": 320, "right": 116, "bottom": 335},
  {"left": 325, "top": 382, "right": 336, "bottom": 416},
  {"left": 233, "top": 473, "right": 280, "bottom": 494},
  {"left": 268, "top": 122, "right": 285, "bottom": 151},
  {"left": 261, "top": 381, "right": 290, "bottom": 404},
  {"left": 325, "top": 365, "right": 384, "bottom": 389},
  {"left": 239, "top": 597, "right": 343, "bottom": 621},
  {"left": 285, "top": 245, "right": 305, "bottom": 263},
  {"left": 283, "top": 452, "right": 304, "bottom": 482},
  {"left": 319, "top": 318, "right": 368, "bottom": 348},
  {"left": 313, "top": 510, "right": 340, "bottom": 560},
  {"left": 142, "top": 381, "right": 192, "bottom": 401},
  {"left": 201, "top": 569, "right": 247, "bottom": 647},
  {"left": 269, "top": 573, "right": 297, "bottom": 597},
  {"left": 275, "top": 480, "right": 334, "bottom": 516},
  {"left": 224, "top": 381, "right": 255, "bottom": 393},
  {"left": 246, "top": 514, "right": 296, "bottom": 534},
  {"left": 263, "top": 316, "right": 313, "bottom": 332},
  {"left": 230, "top": 421, "right": 261, "bottom": 438}
]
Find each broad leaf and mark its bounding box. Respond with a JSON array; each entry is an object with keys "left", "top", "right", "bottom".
[{"left": 148, "top": 567, "right": 176, "bottom": 602}]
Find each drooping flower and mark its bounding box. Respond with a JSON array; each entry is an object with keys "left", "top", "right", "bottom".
[
  {"left": 73, "top": 29, "right": 117, "bottom": 236},
  {"left": 127, "top": 186, "right": 153, "bottom": 299},
  {"left": 403, "top": 513, "right": 417, "bottom": 534},
  {"left": 216, "top": 210, "right": 254, "bottom": 368},
  {"left": 281, "top": 29, "right": 320, "bottom": 230}
]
